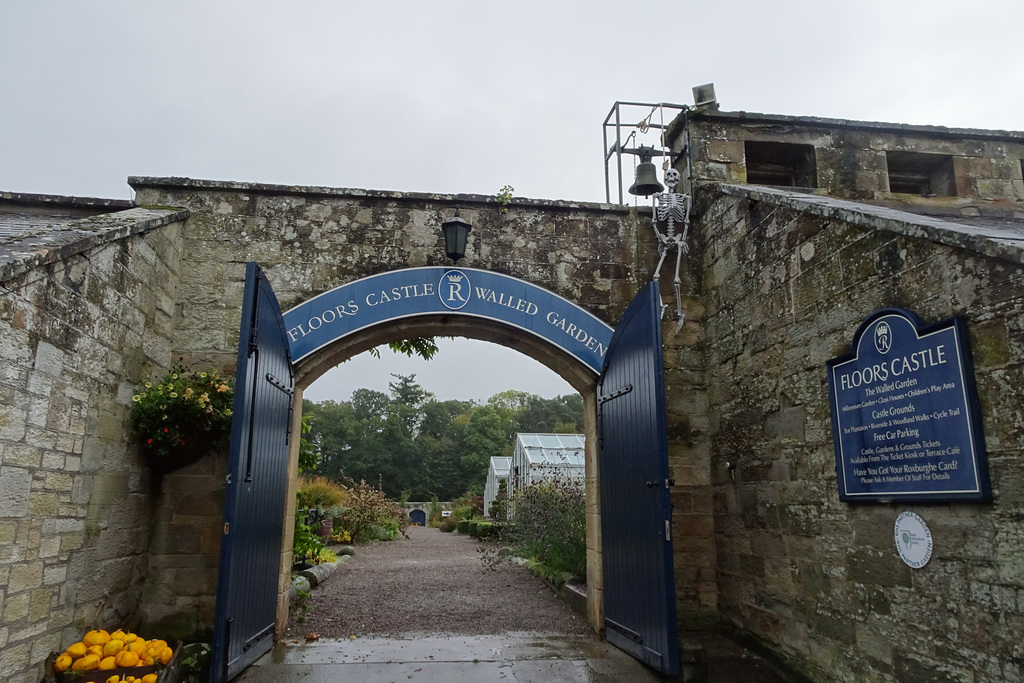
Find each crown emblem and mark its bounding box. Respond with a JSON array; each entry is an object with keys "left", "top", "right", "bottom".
[{"left": 445, "top": 273, "right": 464, "bottom": 283}]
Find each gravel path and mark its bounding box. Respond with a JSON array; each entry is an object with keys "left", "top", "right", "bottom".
[{"left": 284, "top": 525, "right": 592, "bottom": 639}]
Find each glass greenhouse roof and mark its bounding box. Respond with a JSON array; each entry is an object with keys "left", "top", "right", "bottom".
[
  {"left": 489, "top": 457, "right": 512, "bottom": 476},
  {"left": 516, "top": 433, "right": 586, "bottom": 466}
]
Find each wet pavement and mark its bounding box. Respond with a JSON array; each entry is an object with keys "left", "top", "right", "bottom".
[{"left": 236, "top": 632, "right": 668, "bottom": 682}]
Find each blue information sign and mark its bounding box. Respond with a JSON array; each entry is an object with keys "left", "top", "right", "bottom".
[
  {"left": 282, "top": 267, "right": 615, "bottom": 375},
  {"left": 826, "top": 309, "right": 990, "bottom": 502}
]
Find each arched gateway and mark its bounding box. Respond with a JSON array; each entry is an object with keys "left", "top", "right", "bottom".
[
  {"left": 126, "top": 178, "right": 704, "bottom": 683},
  {"left": 211, "top": 262, "right": 678, "bottom": 680}
]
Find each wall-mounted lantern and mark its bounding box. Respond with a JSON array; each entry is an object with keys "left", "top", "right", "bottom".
[{"left": 441, "top": 210, "right": 472, "bottom": 264}]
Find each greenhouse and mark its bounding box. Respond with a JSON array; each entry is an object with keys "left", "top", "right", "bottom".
[
  {"left": 483, "top": 456, "right": 512, "bottom": 518},
  {"left": 508, "top": 433, "right": 586, "bottom": 503}
]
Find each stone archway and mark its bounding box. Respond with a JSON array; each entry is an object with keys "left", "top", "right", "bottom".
[
  {"left": 130, "top": 177, "right": 715, "bottom": 653},
  {"left": 283, "top": 306, "right": 606, "bottom": 634}
]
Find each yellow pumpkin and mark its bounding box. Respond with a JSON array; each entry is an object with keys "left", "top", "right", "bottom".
[
  {"left": 71, "top": 653, "right": 101, "bottom": 671},
  {"left": 65, "top": 642, "right": 88, "bottom": 659},
  {"left": 115, "top": 649, "right": 140, "bottom": 668},
  {"left": 84, "top": 629, "right": 112, "bottom": 647},
  {"left": 54, "top": 654, "right": 73, "bottom": 672},
  {"left": 102, "top": 639, "right": 124, "bottom": 657}
]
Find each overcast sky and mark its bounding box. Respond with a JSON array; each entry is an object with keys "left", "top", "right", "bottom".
[{"left": 4, "top": 1, "right": 1022, "bottom": 403}]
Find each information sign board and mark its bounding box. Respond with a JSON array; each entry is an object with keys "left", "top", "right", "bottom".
[
  {"left": 283, "top": 267, "right": 614, "bottom": 375},
  {"left": 826, "top": 309, "right": 990, "bottom": 502}
]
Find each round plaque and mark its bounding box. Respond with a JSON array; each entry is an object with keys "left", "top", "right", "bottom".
[{"left": 894, "top": 511, "right": 933, "bottom": 569}]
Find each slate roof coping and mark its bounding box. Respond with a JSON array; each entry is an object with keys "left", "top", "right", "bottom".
[
  {"left": 128, "top": 176, "right": 630, "bottom": 214},
  {"left": 0, "top": 205, "right": 190, "bottom": 283},
  {"left": 675, "top": 108, "right": 1024, "bottom": 142},
  {"left": 714, "top": 183, "right": 1024, "bottom": 265}
]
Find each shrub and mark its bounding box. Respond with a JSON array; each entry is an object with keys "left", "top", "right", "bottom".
[
  {"left": 428, "top": 497, "right": 444, "bottom": 527},
  {"left": 488, "top": 479, "right": 508, "bottom": 521},
  {"left": 497, "top": 469, "right": 585, "bottom": 580},
  {"left": 456, "top": 519, "right": 471, "bottom": 534},
  {"left": 451, "top": 491, "right": 484, "bottom": 518},
  {"left": 335, "top": 480, "right": 408, "bottom": 544},
  {"left": 439, "top": 517, "right": 457, "bottom": 533},
  {"left": 296, "top": 476, "right": 347, "bottom": 510},
  {"left": 292, "top": 514, "right": 324, "bottom": 566},
  {"left": 452, "top": 506, "right": 475, "bottom": 521}
]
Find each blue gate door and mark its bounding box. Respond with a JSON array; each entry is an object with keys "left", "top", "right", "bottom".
[
  {"left": 598, "top": 282, "right": 679, "bottom": 676},
  {"left": 211, "top": 263, "right": 295, "bottom": 683}
]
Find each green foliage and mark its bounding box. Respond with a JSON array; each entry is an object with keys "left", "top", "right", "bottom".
[
  {"left": 496, "top": 184, "right": 514, "bottom": 213},
  {"left": 369, "top": 337, "right": 441, "bottom": 360},
  {"left": 493, "top": 469, "right": 586, "bottom": 580},
  {"left": 452, "top": 491, "right": 485, "bottom": 517},
  {"left": 335, "top": 480, "right": 408, "bottom": 544},
  {"left": 314, "top": 547, "right": 338, "bottom": 564},
  {"left": 130, "top": 363, "right": 234, "bottom": 459},
  {"left": 292, "top": 513, "right": 325, "bottom": 565},
  {"left": 302, "top": 368, "right": 585, "bottom": 505},
  {"left": 468, "top": 520, "right": 495, "bottom": 538},
  {"left": 428, "top": 497, "right": 443, "bottom": 526},
  {"left": 293, "top": 588, "right": 312, "bottom": 622},
  {"left": 296, "top": 476, "right": 347, "bottom": 510},
  {"left": 178, "top": 642, "right": 212, "bottom": 683},
  {"left": 488, "top": 479, "right": 508, "bottom": 521},
  {"left": 298, "top": 413, "right": 318, "bottom": 473},
  {"left": 515, "top": 394, "right": 584, "bottom": 434},
  {"left": 456, "top": 519, "right": 471, "bottom": 534}
]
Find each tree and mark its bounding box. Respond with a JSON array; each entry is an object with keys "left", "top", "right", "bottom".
[
  {"left": 516, "top": 393, "right": 584, "bottom": 434},
  {"left": 303, "top": 368, "right": 585, "bottom": 503},
  {"left": 486, "top": 389, "right": 533, "bottom": 442},
  {"left": 456, "top": 405, "right": 509, "bottom": 489}
]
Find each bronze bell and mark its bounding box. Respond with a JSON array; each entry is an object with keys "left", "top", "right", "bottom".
[{"left": 628, "top": 146, "right": 664, "bottom": 196}]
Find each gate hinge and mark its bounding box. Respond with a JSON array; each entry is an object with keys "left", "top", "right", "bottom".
[
  {"left": 266, "top": 373, "right": 294, "bottom": 395},
  {"left": 223, "top": 522, "right": 229, "bottom": 535},
  {"left": 665, "top": 519, "right": 671, "bottom": 541},
  {"left": 598, "top": 384, "right": 633, "bottom": 404}
]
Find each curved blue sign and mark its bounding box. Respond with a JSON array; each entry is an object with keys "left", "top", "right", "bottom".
[
  {"left": 826, "top": 308, "right": 990, "bottom": 502},
  {"left": 282, "top": 267, "right": 614, "bottom": 374}
]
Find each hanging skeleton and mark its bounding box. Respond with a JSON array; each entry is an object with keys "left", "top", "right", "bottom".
[{"left": 651, "top": 168, "right": 691, "bottom": 332}]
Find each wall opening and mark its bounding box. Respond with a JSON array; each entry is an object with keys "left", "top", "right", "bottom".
[
  {"left": 886, "top": 151, "right": 956, "bottom": 195},
  {"left": 744, "top": 140, "right": 817, "bottom": 187},
  {"left": 283, "top": 317, "right": 605, "bottom": 635}
]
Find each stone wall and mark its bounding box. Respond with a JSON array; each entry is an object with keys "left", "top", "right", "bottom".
[
  {"left": 0, "top": 208, "right": 186, "bottom": 683},
  {"left": 683, "top": 110, "right": 1024, "bottom": 202},
  {"left": 128, "top": 178, "right": 723, "bottom": 638},
  {"left": 698, "top": 184, "right": 1024, "bottom": 682}
]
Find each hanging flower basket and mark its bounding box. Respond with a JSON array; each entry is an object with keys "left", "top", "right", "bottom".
[{"left": 131, "top": 364, "right": 234, "bottom": 478}]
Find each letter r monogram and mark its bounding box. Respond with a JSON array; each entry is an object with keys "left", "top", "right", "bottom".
[{"left": 447, "top": 282, "right": 467, "bottom": 303}]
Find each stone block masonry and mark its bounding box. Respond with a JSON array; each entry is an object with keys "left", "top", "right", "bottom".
[
  {"left": 0, "top": 204, "right": 186, "bottom": 683},
  {"left": 3, "top": 105, "right": 1020, "bottom": 683},
  {"left": 697, "top": 184, "right": 1024, "bottom": 682},
  {"left": 128, "top": 177, "right": 673, "bottom": 644}
]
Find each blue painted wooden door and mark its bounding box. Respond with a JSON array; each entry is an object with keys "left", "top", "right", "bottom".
[
  {"left": 410, "top": 510, "right": 427, "bottom": 526},
  {"left": 598, "top": 282, "right": 679, "bottom": 676},
  {"left": 211, "top": 263, "right": 295, "bottom": 683}
]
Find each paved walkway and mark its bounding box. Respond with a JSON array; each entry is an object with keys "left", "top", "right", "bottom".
[
  {"left": 236, "top": 526, "right": 792, "bottom": 682},
  {"left": 237, "top": 632, "right": 667, "bottom": 682}
]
